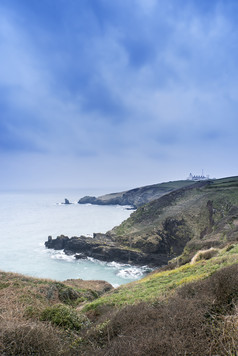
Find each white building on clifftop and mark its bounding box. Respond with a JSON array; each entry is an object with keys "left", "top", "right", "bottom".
[{"left": 187, "top": 171, "right": 210, "bottom": 181}]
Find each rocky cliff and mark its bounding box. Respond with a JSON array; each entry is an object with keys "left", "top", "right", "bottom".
[
  {"left": 45, "top": 235, "right": 169, "bottom": 266},
  {"left": 46, "top": 176, "right": 238, "bottom": 267},
  {"left": 78, "top": 180, "right": 196, "bottom": 208},
  {"left": 109, "top": 176, "right": 238, "bottom": 264}
]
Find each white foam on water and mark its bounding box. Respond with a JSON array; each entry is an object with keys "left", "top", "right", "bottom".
[
  {"left": 50, "top": 250, "right": 75, "bottom": 262},
  {"left": 112, "top": 283, "right": 120, "bottom": 288},
  {"left": 107, "top": 260, "right": 152, "bottom": 280},
  {"left": 116, "top": 267, "right": 145, "bottom": 279},
  {"left": 85, "top": 257, "right": 153, "bottom": 280},
  {"left": 107, "top": 261, "right": 127, "bottom": 268}
]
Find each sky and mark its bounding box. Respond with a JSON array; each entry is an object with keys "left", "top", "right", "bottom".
[{"left": 0, "top": 0, "right": 238, "bottom": 191}]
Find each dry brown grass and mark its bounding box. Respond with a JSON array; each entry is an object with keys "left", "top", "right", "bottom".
[
  {"left": 0, "top": 272, "right": 69, "bottom": 355},
  {"left": 0, "top": 271, "right": 107, "bottom": 355},
  {"left": 81, "top": 264, "right": 238, "bottom": 356},
  {"left": 0, "top": 320, "right": 66, "bottom": 355},
  {"left": 64, "top": 279, "right": 113, "bottom": 295},
  {"left": 190, "top": 247, "right": 219, "bottom": 264},
  {"left": 1, "top": 265, "right": 238, "bottom": 355}
]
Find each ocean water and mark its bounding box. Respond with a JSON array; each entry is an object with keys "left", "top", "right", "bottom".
[{"left": 0, "top": 188, "right": 150, "bottom": 286}]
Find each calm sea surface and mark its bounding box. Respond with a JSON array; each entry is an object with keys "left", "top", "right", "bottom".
[{"left": 0, "top": 188, "right": 149, "bottom": 286}]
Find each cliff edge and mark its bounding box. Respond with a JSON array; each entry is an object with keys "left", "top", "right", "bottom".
[{"left": 78, "top": 180, "right": 196, "bottom": 208}]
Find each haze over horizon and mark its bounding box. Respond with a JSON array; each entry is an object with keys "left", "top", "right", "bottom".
[{"left": 0, "top": 0, "right": 237, "bottom": 191}]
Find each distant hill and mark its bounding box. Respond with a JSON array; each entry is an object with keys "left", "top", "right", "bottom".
[{"left": 78, "top": 180, "right": 197, "bottom": 208}]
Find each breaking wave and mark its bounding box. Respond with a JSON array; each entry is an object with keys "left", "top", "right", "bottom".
[
  {"left": 50, "top": 250, "right": 75, "bottom": 262},
  {"left": 48, "top": 250, "right": 152, "bottom": 281}
]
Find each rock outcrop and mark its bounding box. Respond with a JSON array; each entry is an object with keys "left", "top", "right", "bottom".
[{"left": 45, "top": 235, "right": 169, "bottom": 267}]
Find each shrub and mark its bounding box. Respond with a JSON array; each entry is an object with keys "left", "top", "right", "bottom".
[
  {"left": 0, "top": 321, "right": 65, "bottom": 356},
  {"left": 40, "top": 304, "right": 89, "bottom": 330},
  {"left": 225, "top": 244, "right": 235, "bottom": 252},
  {"left": 208, "top": 264, "right": 238, "bottom": 312}
]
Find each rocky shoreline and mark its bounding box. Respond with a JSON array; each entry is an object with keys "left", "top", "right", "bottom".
[
  {"left": 45, "top": 235, "right": 170, "bottom": 267},
  {"left": 47, "top": 177, "right": 238, "bottom": 269}
]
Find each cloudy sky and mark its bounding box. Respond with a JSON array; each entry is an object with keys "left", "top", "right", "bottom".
[{"left": 0, "top": 0, "right": 237, "bottom": 190}]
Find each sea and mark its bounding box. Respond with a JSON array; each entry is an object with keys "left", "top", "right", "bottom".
[{"left": 0, "top": 188, "right": 150, "bottom": 287}]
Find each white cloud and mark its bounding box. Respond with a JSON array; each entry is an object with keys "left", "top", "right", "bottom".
[{"left": 0, "top": 1, "right": 238, "bottom": 189}]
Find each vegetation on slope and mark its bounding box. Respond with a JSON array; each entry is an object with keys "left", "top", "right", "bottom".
[
  {"left": 0, "top": 274, "right": 112, "bottom": 355},
  {"left": 83, "top": 263, "right": 238, "bottom": 356},
  {"left": 48, "top": 177, "right": 238, "bottom": 268},
  {"left": 109, "top": 177, "right": 238, "bottom": 263},
  {"left": 83, "top": 243, "right": 238, "bottom": 310},
  {"left": 0, "top": 243, "right": 238, "bottom": 355},
  {"left": 1, "top": 176, "right": 238, "bottom": 354}
]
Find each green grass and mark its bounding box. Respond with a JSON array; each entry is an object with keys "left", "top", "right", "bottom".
[
  {"left": 109, "top": 177, "right": 238, "bottom": 260},
  {"left": 40, "top": 304, "right": 89, "bottom": 330},
  {"left": 206, "top": 176, "right": 238, "bottom": 189},
  {"left": 83, "top": 244, "right": 238, "bottom": 311}
]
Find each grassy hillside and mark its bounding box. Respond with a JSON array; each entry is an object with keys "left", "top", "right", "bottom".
[
  {"left": 0, "top": 274, "right": 112, "bottom": 355},
  {"left": 83, "top": 243, "right": 238, "bottom": 310},
  {"left": 79, "top": 244, "right": 238, "bottom": 355},
  {"left": 1, "top": 176, "right": 238, "bottom": 354},
  {"left": 109, "top": 177, "right": 238, "bottom": 263},
  {"left": 1, "top": 243, "right": 238, "bottom": 355}
]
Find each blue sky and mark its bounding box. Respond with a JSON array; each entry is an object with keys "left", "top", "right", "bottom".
[{"left": 0, "top": 0, "right": 238, "bottom": 190}]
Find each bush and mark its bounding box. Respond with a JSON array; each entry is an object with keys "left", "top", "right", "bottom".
[
  {"left": 40, "top": 304, "right": 89, "bottom": 330},
  {"left": 0, "top": 321, "right": 65, "bottom": 355},
  {"left": 208, "top": 264, "right": 238, "bottom": 312}
]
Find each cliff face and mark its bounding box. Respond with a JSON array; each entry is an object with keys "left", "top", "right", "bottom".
[
  {"left": 46, "top": 176, "right": 238, "bottom": 267},
  {"left": 109, "top": 177, "right": 238, "bottom": 264},
  {"left": 78, "top": 180, "right": 196, "bottom": 208}
]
